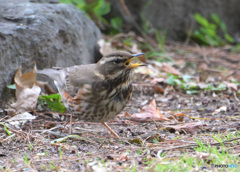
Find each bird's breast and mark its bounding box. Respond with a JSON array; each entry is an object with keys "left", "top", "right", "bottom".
[{"left": 66, "top": 74, "right": 133, "bottom": 122}]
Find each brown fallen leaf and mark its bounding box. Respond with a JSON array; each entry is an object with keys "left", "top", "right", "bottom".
[
  {"left": 116, "top": 152, "right": 129, "bottom": 162},
  {"left": 150, "top": 77, "right": 165, "bottom": 85},
  {"left": 224, "top": 82, "right": 237, "bottom": 91},
  {"left": 174, "top": 113, "right": 189, "bottom": 122},
  {"left": 212, "top": 106, "right": 227, "bottom": 115},
  {"left": 98, "top": 39, "right": 114, "bottom": 56},
  {"left": 164, "top": 121, "right": 203, "bottom": 135},
  {"left": 131, "top": 99, "right": 169, "bottom": 122},
  {"left": 154, "top": 85, "right": 165, "bottom": 94},
  {"left": 161, "top": 63, "right": 182, "bottom": 76},
  {"left": 9, "top": 63, "right": 42, "bottom": 114},
  {"left": 124, "top": 112, "right": 131, "bottom": 117}
]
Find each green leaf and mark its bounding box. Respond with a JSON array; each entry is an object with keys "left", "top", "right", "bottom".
[
  {"left": 93, "top": 0, "right": 110, "bottom": 16},
  {"left": 219, "top": 22, "right": 227, "bottom": 33},
  {"left": 2, "top": 122, "right": 11, "bottom": 136},
  {"left": 194, "top": 13, "right": 209, "bottom": 27},
  {"left": 51, "top": 135, "right": 84, "bottom": 144},
  {"left": 110, "top": 17, "right": 123, "bottom": 32},
  {"left": 76, "top": 0, "right": 87, "bottom": 10},
  {"left": 192, "top": 13, "right": 232, "bottom": 47},
  {"left": 7, "top": 84, "right": 16, "bottom": 89},
  {"left": 166, "top": 75, "right": 182, "bottom": 86},
  {"left": 217, "top": 83, "right": 227, "bottom": 90},
  {"left": 123, "top": 37, "right": 133, "bottom": 46},
  {"left": 39, "top": 94, "right": 66, "bottom": 113},
  {"left": 146, "top": 52, "right": 173, "bottom": 62},
  {"left": 181, "top": 75, "right": 192, "bottom": 83},
  {"left": 211, "top": 13, "right": 221, "bottom": 25},
  {"left": 186, "top": 90, "right": 199, "bottom": 94},
  {"left": 155, "top": 29, "right": 167, "bottom": 52},
  {"left": 224, "top": 33, "right": 234, "bottom": 43}
]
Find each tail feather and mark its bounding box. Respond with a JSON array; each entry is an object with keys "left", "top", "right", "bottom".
[{"left": 37, "top": 68, "right": 66, "bottom": 94}]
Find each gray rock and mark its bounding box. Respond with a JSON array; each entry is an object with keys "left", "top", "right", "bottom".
[
  {"left": 0, "top": 0, "right": 102, "bottom": 100},
  {"left": 109, "top": 0, "right": 240, "bottom": 41}
]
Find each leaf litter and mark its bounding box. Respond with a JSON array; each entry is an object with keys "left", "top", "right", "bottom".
[{"left": 0, "top": 33, "right": 240, "bottom": 171}]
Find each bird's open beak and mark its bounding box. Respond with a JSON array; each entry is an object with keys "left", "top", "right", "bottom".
[{"left": 124, "top": 53, "right": 145, "bottom": 68}]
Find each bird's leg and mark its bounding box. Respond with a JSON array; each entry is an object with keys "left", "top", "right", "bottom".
[{"left": 102, "top": 122, "right": 119, "bottom": 139}]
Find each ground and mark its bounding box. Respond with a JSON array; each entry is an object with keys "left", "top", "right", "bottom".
[{"left": 0, "top": 36, "right": 240, "bottom": 171}]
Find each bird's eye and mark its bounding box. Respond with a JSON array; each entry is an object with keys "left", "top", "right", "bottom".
[{"left": 113, "top": 59, "right": 121, "bottom": 64}]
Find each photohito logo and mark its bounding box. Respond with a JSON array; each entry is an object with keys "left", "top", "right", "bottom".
[{"left": 211, "top": 164, "right": 238, "bottom": 168}]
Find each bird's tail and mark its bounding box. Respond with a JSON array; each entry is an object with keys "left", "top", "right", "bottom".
[{"left": 36, "top": 68, "right": 66, "bottom": 95}]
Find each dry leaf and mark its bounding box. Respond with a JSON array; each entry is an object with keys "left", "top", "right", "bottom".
[
  {"left": 9, "top": 63, "right": 41, "bottom": 114},
  {"left": 195, "top": 152, "right": 210, "bottom": 161},
  {"left": 124, "top": 112, "right": 131, "bottom": 117},
  {"left": 116, "top": 152, "right": 129, "bottom": 162},
  {"left": 174, "top": 113, "right": 189, "bottom": 122},
  {"left": 131, "top": 99, "right": 169, "bottom": 122},
  {"left": 165, "top": 121, "right": 203, "bottom": 134},
  {"left": 98, "top": 39, "right": 114, "bottom": 56},
  {"left": 224, "top": 82, "right": 237, "bottom": 91},
  {"left": 161, "top": 63, "right": 182, "bottom": 76},
  {"left": 150, "top": 77, "right": 165, "bottom": 85},
  {"left": 154, "top": 85, "right": 165, "bottom": 94},
  {"left": 212, "top": 106, "right": 227, "bottom": 115},
  {"left": 6, "top": 112, "right": 37, "bottom": 129},
  {"left": 134, "top": 65, "right": 160, "bottom": 77}
]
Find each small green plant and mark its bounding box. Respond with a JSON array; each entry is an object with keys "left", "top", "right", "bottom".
[
  {"left": 194, "top": 135, "right": 239, "bottom": 164},
  {"left": 60, "top": 0, "right": 110, "bottom": 23},
  {"left": 41, "top": 165, "right": 46, "bottom": 171},
  {"left": 2, "top": 122, "right": 11, "bottom": 136},
  {"left": 38, "top": 94, "right": 66, "bottom": 113},
  {"left": 191, "top": 13, "right": 234, "bottom": 46},
  {"left": 59, "top": 146, "right": 63, "bottom": 159},
  {"left": 141, "top": 0, "right": 154, "bottom": 34},
  {"left": 165, "top": 74, "right": 230, "bottom": 94},
  {"left": 27, "top": 143, "right": 32, "bottom": 151},
  {"left": 155, "top": 29, "right": 167, "bottom": 52},
  {"left": 44, "top": 151, "right": 48, "bottom": 156},
  {"left": 130, "top": 164, "right": 138, "bottom": 172},
  {"left": 23, "top": 153, "right": 31, "bottom": 166},
  {"left": 144, "top": 29, "right": 173, "bottom": 62},
  {"left": 140, "top": 0, "right": 172, "bottom": 62},
  {"left": 123, "top": 37, "right": 134, "bottom": 47},
  {"left": 50, "top": 162, "right": 57, "bottom": 170},
  {"left": 60, "top": 0, "right": 123, "bottom": 34},
  {"left": 231, "top": 44, "right": 240, "bottom": 53}
]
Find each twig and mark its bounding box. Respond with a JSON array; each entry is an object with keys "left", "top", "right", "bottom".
[
  {"left": 158, "top": 137, "right": 240, "bottom": 151},
  {"left": 0, "top": 134, "right": 16, "bottom": 143},
  {"left": 0, "top": 100, "right": 16, "bottom": 111}
]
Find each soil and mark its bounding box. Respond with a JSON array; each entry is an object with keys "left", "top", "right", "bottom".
[{"left": 0, "top": 42, "right": 240, "bottom": 172}]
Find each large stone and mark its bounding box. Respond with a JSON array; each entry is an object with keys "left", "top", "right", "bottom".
[
  {"left": 109, "top": 0, "right": 240, "bottom": 41},
  {"left": 0, "top": 0, "right": 102, "bottom": 99}
]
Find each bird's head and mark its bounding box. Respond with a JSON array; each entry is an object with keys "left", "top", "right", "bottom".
[{"left": 97, "top": 51, "right": 145, "bottom": 79}]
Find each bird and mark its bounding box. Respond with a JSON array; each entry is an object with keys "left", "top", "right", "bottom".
[{"left": 37, "top": 51, "right": 145, "bottom": 138}]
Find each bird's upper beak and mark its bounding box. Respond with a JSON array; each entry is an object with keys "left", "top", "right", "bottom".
[{"left": 124, "top": 53, "right": 145, "bottom": 68}]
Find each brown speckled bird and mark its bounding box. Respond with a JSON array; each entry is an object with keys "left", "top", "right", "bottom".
[{"left": 37, "top": 51, "right": 145, "bottom": 138}]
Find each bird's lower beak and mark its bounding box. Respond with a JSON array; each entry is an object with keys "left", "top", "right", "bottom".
[{"left": 124, "top": 53, "right": 145, "bottom": 68}]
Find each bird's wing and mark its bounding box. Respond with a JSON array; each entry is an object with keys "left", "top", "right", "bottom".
[
  {"left": 65, "top": 64, "right": 109, "bottom": 96},
  {"left": 37, "top": 64, "right": 109, "bottom": 97}
]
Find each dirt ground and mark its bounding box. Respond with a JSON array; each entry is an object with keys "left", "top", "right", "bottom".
[{"left": 0, "top": 42, "right": 240, "bottom": 171}]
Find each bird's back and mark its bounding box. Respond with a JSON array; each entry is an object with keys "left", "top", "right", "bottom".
[{"left": 37, "top": 64, "right": 99, "bottom": 95}]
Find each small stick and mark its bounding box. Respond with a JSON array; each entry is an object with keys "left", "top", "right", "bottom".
[{"left": 102, "top": 122, "right": 119, "bottom": 139}]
